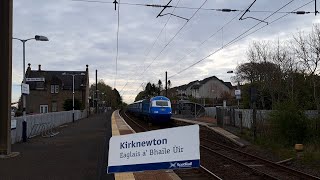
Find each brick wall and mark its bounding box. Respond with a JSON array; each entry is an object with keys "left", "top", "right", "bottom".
[{"left": 26, "top": 89, "right": 85, "bottom": 114}]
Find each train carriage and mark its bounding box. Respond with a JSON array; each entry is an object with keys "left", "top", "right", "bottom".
[{"left": 127, "top": 96, "right": 172, "bottom": 123}]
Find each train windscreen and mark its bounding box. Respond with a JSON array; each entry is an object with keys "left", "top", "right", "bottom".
[{"left": 155, "top": 100, "right": 169, "bottom": 107}]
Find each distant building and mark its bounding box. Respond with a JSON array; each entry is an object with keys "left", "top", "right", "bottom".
[
  {"left": 168, "top": 76, "right": 234, "bottom": 100},
  {"left": 191, "top": 76, "right": 234, "bottom": 99},
  {"left": 24, "top": 64, "right": 89, "bottom": 114}
]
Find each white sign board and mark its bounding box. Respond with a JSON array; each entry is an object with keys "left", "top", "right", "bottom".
[
  {"left": 11, "top": 120, "right": 17, "bottom": 130},
  {"left": 26, "top": 77, "right": 45, "bottom": 82},
  {"left": 235, "top": 89, "right": 241, "bottom": 96},
  {"left": 107, "top": 125, "right": 200, "bottom": 173},
  {"left": 21, "top": 83, "right": 30, "bottom": 95}
]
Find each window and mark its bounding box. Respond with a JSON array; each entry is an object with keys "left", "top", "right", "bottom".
[
  {"left": 55, "top": 85, "right": 59, "bottom": 93},
  {"left": 156, "top": 101, "right": 169, "bottom": 106},
  {"left": 40, "top": 105, "right": 48, "bottom": 113},
  {"left": 51, "top": 85, "right": 59, "bottom": 94},
  {"left": 51, "top": 85, "right": 55, "bottom": 93},
  {"left": 52, "top": 102, "right": 57, "bottom": 112}
]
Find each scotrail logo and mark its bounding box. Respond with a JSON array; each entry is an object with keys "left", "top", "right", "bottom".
[
  {"left": 169, "top": 162, "right": 177, "bottom": 168},
  {"left": 169, "top": 161, "right": 192, "bottom": 168}
]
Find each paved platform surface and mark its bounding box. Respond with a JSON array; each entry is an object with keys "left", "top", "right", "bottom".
[
  {"left": 0, "top": 112, "right": 114, "bottom": 180},
  {"left": 172, "top": 117, "right": 249, "bottom": 147},
  {"left": 112, "top": 110, "right": 181, "bottom": 180}
]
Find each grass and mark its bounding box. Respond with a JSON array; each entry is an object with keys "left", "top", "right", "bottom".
[{"left": 237, "top": 129, "right": 320, "bottom": 170}]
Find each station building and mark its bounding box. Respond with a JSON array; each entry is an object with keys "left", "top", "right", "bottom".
[{"left": 24, "top": 64, "right": 89, "bottom": 114}]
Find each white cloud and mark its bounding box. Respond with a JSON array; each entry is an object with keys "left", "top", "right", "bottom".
[{"left": 11, "top": 0, "right": 320, "bottom": 103}]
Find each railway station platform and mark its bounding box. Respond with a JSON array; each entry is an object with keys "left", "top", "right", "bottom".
[
  {"left": 0, "top": 112, "right": 114, "bottom": 180},
  {"left": 112, "top": 110, "right": 181, "bottom": 180},
  {"left": 172, "top": 117, "right": 249, "bottom": 147}
]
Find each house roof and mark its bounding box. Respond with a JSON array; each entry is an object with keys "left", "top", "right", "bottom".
[
  {"left": 223, "top": 82, "right": 233, "bottom": 89},
  {"left": 26, "top": 69, "right": 88, "bottom": 90},
  {"left": 175, "top": 76, "right": 233, "bottom": 90}
]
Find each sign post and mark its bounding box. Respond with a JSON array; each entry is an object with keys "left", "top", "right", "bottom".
[
  {"left": 107, "top": 125, "right": 200, "bottom": 173},
  {"left": 21, "top": 83, "right": 30, "bottom": 95}
]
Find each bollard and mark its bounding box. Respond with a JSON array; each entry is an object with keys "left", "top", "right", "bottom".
[
  {"left": 22, "top": 121, "right": 27, "bottom": 142},
  {"left": 295, "top": 144, "right": 304, "bottom": 160}
]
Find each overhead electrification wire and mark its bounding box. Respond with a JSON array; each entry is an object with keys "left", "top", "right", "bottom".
[
  {"left": 72, "top": 0, "right": 316, "bottom": 14},
  {"left": 124, "top": 0, "right": 208, "bottom": 99},
  {"left": 169, "top": 0, "right": 314, "bottom": 79},
  {"left": 172, "top": 10, "right": 244, "bottom": 73},
  {"left": 118, "top": 0, "right": 182, "bottom": 95},
  {"left": 138, "top": 0, "right": 208, "bottom": 78}
]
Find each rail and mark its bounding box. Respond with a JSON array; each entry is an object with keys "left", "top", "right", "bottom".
[
  {"left": 120, "top": 110, "right": 223, "bottom": 180},
  {"left": 201, "top": 138, "right": 320, "bottom": 179}
]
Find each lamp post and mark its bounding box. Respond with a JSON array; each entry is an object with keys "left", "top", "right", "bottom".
[
  {"left": 62, "top": 72, "right": 85, "bottom": 122},
  {"left": 13, "top": 35, "right": 48, "bottom": 127}
]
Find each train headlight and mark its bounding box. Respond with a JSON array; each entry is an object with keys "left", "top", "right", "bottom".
[{"left": 154, "top": 111, "right": 159, "bottom": 113}]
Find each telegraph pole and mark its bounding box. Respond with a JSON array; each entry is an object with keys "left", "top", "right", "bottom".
[
  {"left": 95, "top": 70, "right": 98, "bottom": 114},
  {"left": 0, "top": 0, "right": 19, "bottom": 158},
  {"left": 165, "top": 71, "right": 168, "bottom": 97}
]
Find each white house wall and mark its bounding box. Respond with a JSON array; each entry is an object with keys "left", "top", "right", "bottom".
[{"left": 199, "top": 79, "right": 232, "bottom": 98}]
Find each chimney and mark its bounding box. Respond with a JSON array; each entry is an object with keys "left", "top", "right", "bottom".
[
  {"left": 38, "top": 64, "right": 41, "bottom": 71},
  {"left": 26, "top": 63, "right": 31, "bottom": 76},
  {"left": 27, "top": 63, "right": 31, "bottom": 71}
]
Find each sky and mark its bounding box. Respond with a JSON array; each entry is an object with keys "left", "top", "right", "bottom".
[{"left": 11, "top": 0, "right": 320, "bottom": 104}]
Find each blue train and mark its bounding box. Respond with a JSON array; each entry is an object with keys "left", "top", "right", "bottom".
[{"left": 127, "top": 96, "right": 172, "bottom": 123}]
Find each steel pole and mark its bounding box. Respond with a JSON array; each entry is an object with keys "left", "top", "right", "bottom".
[
  {"left": 72, "top": 75, "right": 75, "bottom": 122},
  {"left": 22, "top": 41, "right": 26, "bottom": 122}
]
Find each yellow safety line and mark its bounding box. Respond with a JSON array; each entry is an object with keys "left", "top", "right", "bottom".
[{"left": 111, "top": 110, "right": 135, "bottom": 180}]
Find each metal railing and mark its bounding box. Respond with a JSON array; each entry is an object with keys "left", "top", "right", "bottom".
[{"left": 29, "top": 123, "right": 60, "bottom": 138}]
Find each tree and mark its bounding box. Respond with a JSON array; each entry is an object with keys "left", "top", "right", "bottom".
[
  {"left": 134, "top": 81, "right": 161, "bottom": 101},
  {"left": 168, "top": 80, "right": 172, "bottom": 89},
  {"left": 293, "top": 25, "right": 320, "bottom": 113},
  {"left": 111, "top": 88, "right": 122, "bottom": 108},
  {"left": 157, "top": 79, "right": 163, "bottom": 95},
  {"left": 89, "top": 80, "right": 124, "bottom": 109},
  {"left": 236, "top": 61, "right": 282, "bottom": 109}
]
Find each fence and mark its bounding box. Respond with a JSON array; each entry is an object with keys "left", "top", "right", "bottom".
[
  {"left": 172, "top": 102, "right": 205, "bottom": 119},
  {"left": 204, "top": 107, "right": 217, "bottom": 118},
  {"left": 11, "top": 110, "right": 87, "bottom": 144},
  {"left": 215, "top": 107, "right": 318, "bottom": 129}
]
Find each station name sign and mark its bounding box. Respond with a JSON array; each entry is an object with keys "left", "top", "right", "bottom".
[
  {"left": 26, "top": 77, "right": 45, "bottom": 82},
  {"left": 107, "top": 125, "right": 200, "bottom": 173}
]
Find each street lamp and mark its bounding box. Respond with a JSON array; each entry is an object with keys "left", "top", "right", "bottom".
[
  {"left": 13, "top": 35, "right": 49, "bottom": 124},
  {"left": 62, "top": 72, "right": 85, "bottom": 122}
]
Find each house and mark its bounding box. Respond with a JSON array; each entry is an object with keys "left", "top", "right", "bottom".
[
  {"left": 24, "top": 64, "right": 89, "bottom": 114},
  {"left": 168, "top": 76, "right": 234, "bottom": 101},
  {"left": 193, "top": 76, "right": 234, "bottom": 99},
  {"left": 184, "top": 80, "right": 199, "bottom": 97}
]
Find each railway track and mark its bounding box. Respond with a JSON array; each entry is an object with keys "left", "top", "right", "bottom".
[
  {"left": 120, "top": 110, "right": 221, "bottom": 180},
  {"left": 120, "top": 110, "right": 320, "bottom": 180},
  {"left": 201, "top": 138, "right": 320, "bottom": 180}
]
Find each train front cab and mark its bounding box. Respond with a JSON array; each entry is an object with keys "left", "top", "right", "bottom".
[{"left": 149, "top": 97, "right": 172, "bottom": 123}]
